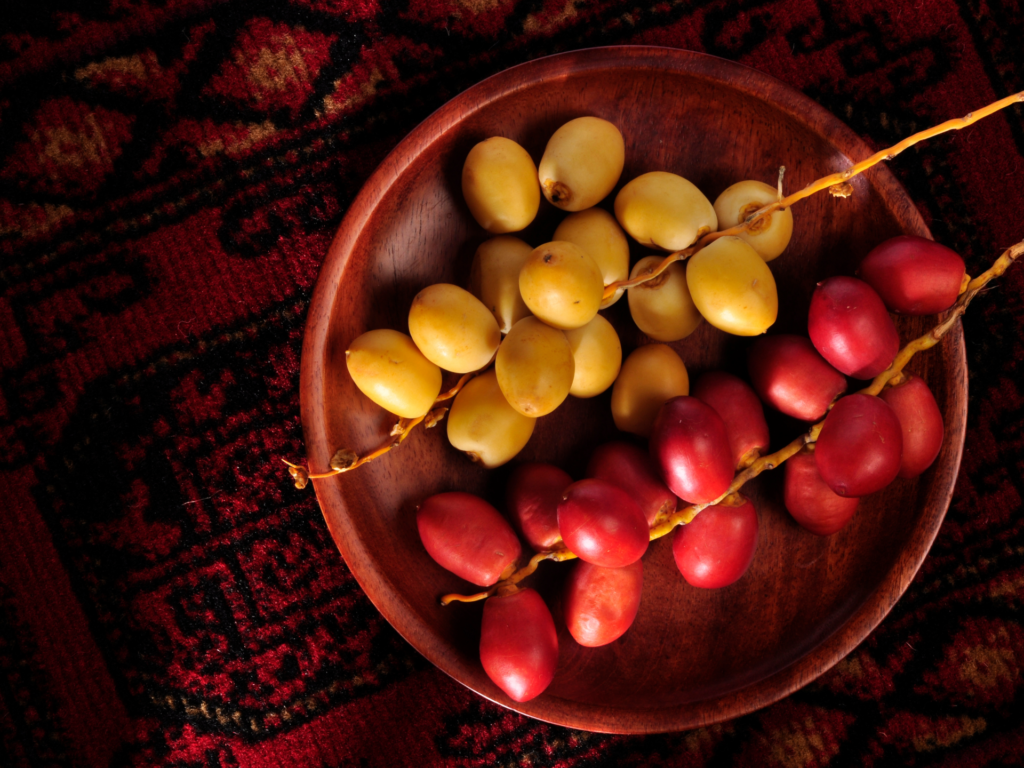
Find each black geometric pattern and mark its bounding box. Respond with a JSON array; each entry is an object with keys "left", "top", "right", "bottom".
[{"left": 0, "top": 0, "right": 1022, "bottom": 765}]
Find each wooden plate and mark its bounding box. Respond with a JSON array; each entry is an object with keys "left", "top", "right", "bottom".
[{"left": 300, "top": 47, "right": 967, "bottom": 733}]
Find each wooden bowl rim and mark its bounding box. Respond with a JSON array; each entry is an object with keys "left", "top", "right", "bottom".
[{"left": 300, "top": 46, "right": 967, "bottom": 733}]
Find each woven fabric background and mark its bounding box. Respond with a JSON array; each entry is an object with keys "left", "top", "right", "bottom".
[{"left": 1, "top": 1, "right": 1023, "bottom": 766}]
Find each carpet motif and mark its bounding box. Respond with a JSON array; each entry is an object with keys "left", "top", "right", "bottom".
[{"left": 0, "top": 0, "right": 1021, "bottom": 765}]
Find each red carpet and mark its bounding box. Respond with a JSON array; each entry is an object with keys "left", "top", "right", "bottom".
[{"left": 1, "top": 1, "right": 1022, "bottom": 765}]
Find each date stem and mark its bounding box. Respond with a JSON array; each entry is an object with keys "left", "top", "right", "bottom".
[
  {"left": 445, "top": 238, "right": 1024, "bottom": 604},
  {"left": 283, "top": 372, "right": 476, "bottom": 488},
  {"left": 603, "top": 90, "right": 1024, "bottom": 300}
]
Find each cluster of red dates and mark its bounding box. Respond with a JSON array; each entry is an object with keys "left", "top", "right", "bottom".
[{"left": 416, "top": 233, "right": 964, "bottom": 703}]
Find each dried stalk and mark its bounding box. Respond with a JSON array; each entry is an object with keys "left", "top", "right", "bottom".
[
  {"left": 602, "top": 89, "right": 1024, "bottom": 300},
  {"left": 444, "top": 238, "right": 1024, "bottom": 604},
  {"left": 291, "top": 92, "right": 1023, "bottom": 486},
  {"left": 284, "top": 372, "right": 476, "bottom": 488}
]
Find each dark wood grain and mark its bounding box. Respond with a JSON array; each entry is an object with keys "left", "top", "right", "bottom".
[{"left": 299, "top": 47, "right": 967, "bottom": 734}]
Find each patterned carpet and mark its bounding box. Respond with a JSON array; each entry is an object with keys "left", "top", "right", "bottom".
[{"left": 1, "top": 0, "right": 1022, "bottom": 765}]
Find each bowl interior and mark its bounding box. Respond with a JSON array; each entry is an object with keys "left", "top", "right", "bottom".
[{"left": 301, "top": 48, "right": 966, "bottom": 733}]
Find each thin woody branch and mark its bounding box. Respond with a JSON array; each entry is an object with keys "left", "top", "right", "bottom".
[
  {"left": 283, "top": 372, "right": 477, "bottom": 488},
  {"left": 603, "top": 90, "right": 1024, "bottom": 300},
  {"left": 445, "top": 237, "right": 1024, "bottom": 605}
]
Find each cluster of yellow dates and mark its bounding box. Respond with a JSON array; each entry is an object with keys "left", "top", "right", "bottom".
[{"left": 346, "top": 117, "right": 794, "bottom": 467}]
